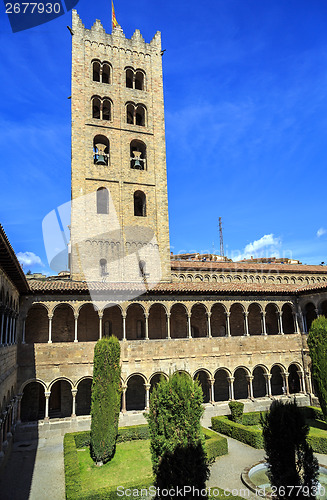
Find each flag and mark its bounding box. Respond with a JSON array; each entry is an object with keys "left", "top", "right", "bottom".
[{"left": 112, "top": 0, "right": 119, "bottom": 30}]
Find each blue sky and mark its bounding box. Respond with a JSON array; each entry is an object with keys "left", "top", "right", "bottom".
[{"left": 1, "top": 0, "right": 327, "bottom": 274}]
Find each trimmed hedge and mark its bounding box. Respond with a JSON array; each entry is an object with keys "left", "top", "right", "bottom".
[
  {"left": 241, "top": 411, "right": 263, "bottom": 426},
  {"left": 307, "top": 433, "right": 327, "bottom": 454},
  {"left": 211, "top": 415, "right": 264, "bottom": 449},
  {"left": 203, "top": 427, "right": 228, "bottom": 462},
  {"left": 65, "top": 424, "right": 226, "bottom": 499},
  {"left": 228, "top": 401, "right": 244, "bottom": 423}
]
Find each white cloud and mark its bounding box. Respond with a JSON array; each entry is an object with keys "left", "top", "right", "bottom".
[
  {"left": 233, "top": 234, "right": 281, "bottom": 261},
  {"left": 317, "top": 228, "right": 326, "bottom": 238},
  {"left": 17, "top": 251, "right": 44, "bottom": 268}
]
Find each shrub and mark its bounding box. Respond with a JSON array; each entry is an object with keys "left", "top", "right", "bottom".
[
  {"left": 202, "top": 428, "right": 228, "bottom": 462},
  {"left": 261, "top": 400, "right": 319, "bottom": 500},
  {"left": 307, "top": 316, "right": 327, "bottom": 421},
  {"left": 147, "top": 373, "right": 209, "bottom": 498},
  {"left": 228, "top": 401, "right": 244, "bottom": 423},
  {"left": 241, "top": 411, "right": 263, "bottom": 426},
  {"left": 211, "top": 415, "right": 263, "bottom": 448},
  {"left": 90, "top": 336, "right": 121, "bottom": 464}
]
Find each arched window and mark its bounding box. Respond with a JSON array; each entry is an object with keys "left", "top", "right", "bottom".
[
  {"left": 100, "top": 259, "right": 108, "bottom": 277},
  {"left": 92, "top": 61, "right": 100, "bottom": 82},
  {"left": 92, "top": 97, "right": 112, "bottom": 121},
  {"left": 97, "top": 187, "right": 109, "bottom": 214},
  {"left": 130, "top": 140, "right": 146, "bottom": 170},
  {"left": 93, "top": 135, "right": 109, "bottom": 165},
  {"left": 134, "top": 191, "right": 146, "bottom": 217},
  {"left": 125, "top": 67, "right": 146, "bottom": 90},
  {"left": 126, "top": 103, "right": 146, "bottom": 127},
  {"left": 135, "top": 105, "right": 146, "bottom": 126},
  {"left": 92, "top": 97, "right": 101, "bottom": 119},
  {"left": 135, "top": 71, "right": 144, "bottom": 90},
  {"left": 126, "top": 68, "right": 133, "bottom": 88},
  {"left": 102, "top": 99, "right": 111, "bottom": 120},
  {"left": 102, "top": 63, "right": 110, "bottom": 84}
]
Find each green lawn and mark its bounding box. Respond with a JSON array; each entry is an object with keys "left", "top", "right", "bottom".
[{"left": 78, "top": 439, "right": 153, "bottom": 492}]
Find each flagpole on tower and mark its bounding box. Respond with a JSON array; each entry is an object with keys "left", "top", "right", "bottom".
[{"left": 112, "top": 0, "right": 119, "bottom": 31}]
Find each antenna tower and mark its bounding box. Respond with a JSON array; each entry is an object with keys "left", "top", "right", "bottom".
[{"left": 219, "top": 217, "right": 224, "bottom": 257}]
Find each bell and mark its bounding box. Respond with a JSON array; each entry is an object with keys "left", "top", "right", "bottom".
[
  {"left": 132, "top": 150, "right": 143, "bottom": 169},
  {"left": 95, "top": 143, "right": 107, "bottom": 165}
]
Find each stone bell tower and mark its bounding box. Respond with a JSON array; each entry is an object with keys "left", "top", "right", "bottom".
[{"left": 69, "top": 10, "right": 171, "bottom": 284}]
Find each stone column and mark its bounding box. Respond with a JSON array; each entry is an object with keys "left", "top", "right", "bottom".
[
  {"left": 0, "top": 419, "right": 3, "bottom": 458},
  {"left": 246, "top": 375, "right": 254, "bottom": 399},
  {"left": 226, "top": 312, "right": 231, "bottom": 337},
  {"left": 261, "top": 311, "right": 267, "bottom": 335},
  {"left": 298, "top": 311, "right": 305, "bottom": 333},
  {"left": 293, "top": 313, "right": 300, "bottom": 334},
  {"left": 8, "top": 315, "right": 12, "bottom": 344},
  {"left": 145, "top": 313, "right": 149, "bottom": 340},
  {"left": 144, "top": 384, "right": 151, "bottom": 410},
  {"left": 166, "top": 313, "right": 171, "bottom": 339},
  {"left": 209, "top": 378, "right": 215, "bottom": 404},
  {"left": 306, "top": 370, "right": 313, "bottom": 395},
  {"left": 22, "top": 317, "right": 26, "bottom": 344},
  {"left": 16, "top": 394, "right": 23, "bottom": 424},
  {"left": 98, "top": 311, "right": 103, "bottom": 340},
  {"left": 187, "top": 313, "right": 192, "bottom": 339},
  {"left": 207, "top": 312, "right": 212, "bottom": 338},
  {"left": 244, "top": 311, "right": 249, "bottom": 336},
  {"left": 303, "top": 314, "right": 308, "bottom": 334},
  {"left": 44, "top": 392, "right": 51, "bottom": 420},
  {"left": 279, "top": 312, "right": 284, "bottom": 335},
  {"left": 5, "top": 315, "right": 9, "bottom": 345},
  {"left": 48, "top": 315, "right": 53, "bottom": 344},
  {"left": 264, "top": 373, "right": 272, "bottom": 397},
  {"left": 121, "top": 385, "right": 127, "bottom": 413},
  {"left": 282, "top": 372, "right": 290, "bottom": 396},
  {"left": 297, "top": 370, "right": 305, "bottom": 394},
  {"left": 71, "top": 389, "right": 77, "bottom": 417},
  {"left": 122, "top": 314, "right": 126, "bottom": 341},
  {"left": 0, "top": 310, "right": 4, "bottom": 345},
  {"left": 227, "top": 376, "right": 235, "bottom": 400},
  {"left": 2, "top": 412, "right": 7, "bottom": 445},
  {"left": 74, "top": 314, "right": 78, "bottom": 342},
  {"left": 315, "top": 307, "right": 319, "bottom": 318},
  {"left": 13, "top": 316, "right": 17, "bottom": 344}
]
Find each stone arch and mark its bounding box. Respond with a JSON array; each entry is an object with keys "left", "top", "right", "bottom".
[
  {"left": 49, "top": 379, "right": 73, "bottom": 418},
  {"left": 126, "top": 303, "right": 146, "bottom": 340},
  {"left": 149, "top": 372, "right": 168, "bottom": 394},
  {"left": 21, "top": 381, "right": 46, "bottom": 422},
  {"left": 288, "top": 363, "right": 301, "bottom": 394},
  {"left": 193, "top": 369, "right": 210, "bottom": 403},
  {"left": 233, "top": 367, "right": 249, "bottom": 400},
  {"left": 102, "top": 304, "right": 123, "bottom": 340},
  {"left": 214, "top": 368, "right": 230, "bottom": 402},
  {"left": 304, "top": 302, "right": 317, "bottom": 332},
  {"left": 319, "top": 299, "right": 327, "bottom": 317},
  {"left": 282, "top": 303, "right": 295, "bottom": 334},
  {"left": 126, "top": 374, "right": 146, "bottom": 411},
  {"left": 191, "top": 303, "right": 207, "bottom": 338},
  {"left": 170, "top": 303, "right": 188, "bottom": 339},
  {"left": 229, "top": 303, "right": 245, "bottom": 336},
  {"left": 25, "top": 303, "right": 49, "bottom": 343},
  {"left": 78, "top": 303, "right": 99, "bottom": 342},
  {"left": 247, "top": 303, "right": 262, "bottom": 336},
  {"left": 265, "top": 303, "right": 279, "bottom": 335},
  {"left": 211, "top": 303, "right": 227, "bottom": 337},
  {"left": 52, "top": 303, "right": 75, "bottom": 342},
  {"left": 148, "top": 303, "right": 167, "bottom": 339},
  {"left": 252, "top": 366, "right": 267, "bottom": 398},
  {"left": 270, "top": 364, "right": 284, "bottom": 396},
  {"left": 76, "top": 377, "right": 92, "bottom": 416}
]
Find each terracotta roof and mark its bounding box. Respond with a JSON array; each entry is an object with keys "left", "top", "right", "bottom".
[
  {"left": 0, "top": 225, "right": 29, "bottom": 293},
  {"left": 171, "top": 259, "right": 327, "bottom": 274},
  {"left": 27, "top": 278, "right": 327, "bottom": 296}
]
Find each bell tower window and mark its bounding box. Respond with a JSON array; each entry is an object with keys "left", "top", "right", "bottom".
[
  {"left": 92, "top": 61, "right": 100, "bottom": 82},
  {"left": 92, "top": 60, "right": 111, "bottom": 84},
  {"left": 93, "top": 135, "right": 109, "bottom": 166},
  {"left": 97, "top": 187, "right": 109, "bottom": 214},
  {"left": 134, "top": 190, "right": 146, "bottom": 217},
  {"left": 92, "top": 96, "right": 112, "bottom": 121},
  {"left": 130, "top": 140, "right": 146, "bottom": 170},
  {"left": 100, "top": 259, "right": 108, "bottom": 277},
  {"left": 125, "top": 67, "right": 145, "bottom": 90},
  {"left": 126, "top": 103, "right": 146, "bottom": 127}
]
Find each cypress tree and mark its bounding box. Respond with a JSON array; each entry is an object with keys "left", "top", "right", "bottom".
[
  {"left": 147, "top": 373, "right": 209, "bottom": 499},
  {"left": 261, "top": 400, "right": 319, "bottom": 499},
  {"left": 307, "top": 316, "right": 327, "bottom": 421},
  {"left": 90, "top": 336, "right": 121, "bottom": 465}
]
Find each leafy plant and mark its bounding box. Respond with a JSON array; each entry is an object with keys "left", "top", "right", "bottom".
[{"left": 307, "top": 316, "right": 327, "bottom": 421}]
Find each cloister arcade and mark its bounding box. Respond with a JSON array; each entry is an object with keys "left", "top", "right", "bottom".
[{"left": 18, "top": 362, "right": 307, "bottom": 422}]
